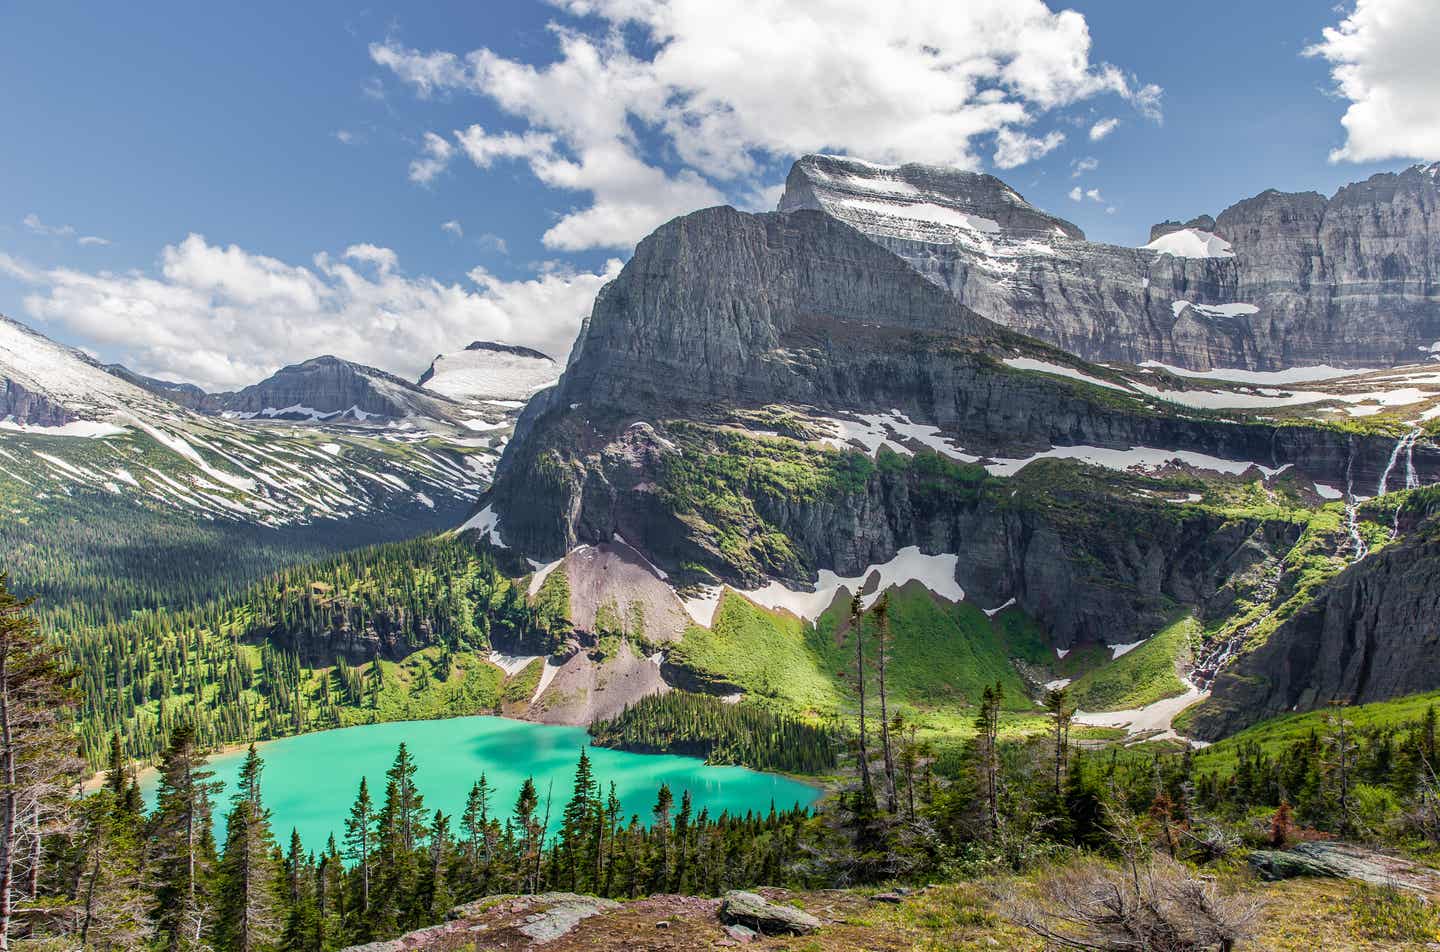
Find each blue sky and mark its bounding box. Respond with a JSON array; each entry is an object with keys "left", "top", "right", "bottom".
[{"left": 1, "top": 0, "right": 1434, "bottom": 389}]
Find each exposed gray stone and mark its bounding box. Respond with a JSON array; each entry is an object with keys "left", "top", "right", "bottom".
[
  {"left": 781, "top": 154, "right": 1440, "bottom": 371},
  {"left": 719, "top": 890, "right": 820, "bottom": 935},
  {"left": 1247, "top": 841, "right": 1440, "bottom": 893}
]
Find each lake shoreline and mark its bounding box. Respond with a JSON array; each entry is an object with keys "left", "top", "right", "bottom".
[{"left": 90, "top": 714, "right": 829, "bottom": 841}]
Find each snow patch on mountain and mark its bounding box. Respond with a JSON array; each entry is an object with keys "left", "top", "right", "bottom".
[
  {"left": 1003, "top": 357, "right": 1133, "bottom": 393},
  {"left": 683, "top": 546, "right": 964, "bottom": 626},
  {"left": 1144, "top": 228, "right": 1235, "bottom": 259},
  {"left": 419, "top": 342, "right": 559, "bottom": 403}
]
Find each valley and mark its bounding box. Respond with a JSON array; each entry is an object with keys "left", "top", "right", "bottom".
[{"left": 8, "top": 146, "right": 1440, "bottom": 951}]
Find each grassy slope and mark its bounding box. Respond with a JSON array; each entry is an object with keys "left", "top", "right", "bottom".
[
  {"left": 1190, "top": 688, "right": 1440, "bottom": 777},
  {"left": 1067, "top": 614, "right": 1195, "bottom": 711}
]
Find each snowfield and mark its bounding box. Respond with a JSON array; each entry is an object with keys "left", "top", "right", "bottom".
[
  {"left": 1144, "top": 228, "right": 1235, "bottom": 259},
  {"left": 682, "top": 546, "right": 964, "bottom": 627}
]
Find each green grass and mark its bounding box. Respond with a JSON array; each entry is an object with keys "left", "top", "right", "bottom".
[
  {"left": 501, "top": 658, "right": 545, "bottom": 705},
  {"left": 1192, "top": 688, "right": 1440, "bottom": 776},
  {"left": 670, "top": 583, "right": 1040, "bottom": 723},
  {"left": 1066, "top": 614, "right": 1195, "bottom": 711},
  {"left": 339, "top": 647, "right": 506, "bottom": 725},
  {"left": 669, "top": 592, "right": 845, "bottom": 716},
  {"left": 812, "top": 583, "right": 1033, "bottom": 712}
]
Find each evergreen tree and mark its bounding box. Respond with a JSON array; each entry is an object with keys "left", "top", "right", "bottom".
[
  {"left": 214, "top": 746, "right": 281, "bottom": 952},
  {"left": 0, "top": 575, "right": 79, "bottom": 949},
  {"left": 150, "top": 723, "right": 221, "bottom": 951},
  {"left": 559, "top": 749, "right": 595, "bottom": 892},
  {"left": 342, "top": 778, "right": 375, "bottom": 920}
]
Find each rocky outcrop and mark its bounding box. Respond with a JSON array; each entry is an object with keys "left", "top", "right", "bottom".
[
  {"left": 486, "top": 201, "right": 1440, "bottom": 650},
  {"left": 101, "top": 364, "right": 211, "bottom": 412},
  {"left": 719, "top": 891, "right": 820, "bottom": 935},
  {"left": 781, "top": 154, "right": 1440, "bottom": 370},
  {"left": 207, "top": 355, "right": 461, "bottom": 421},
  {"left": 1190, "top": 513, "right": 1440, "bottom": 739},
  {"left": 1248, "top": 842, "right": 1440, "bottom": 894},
  {"left": 0, "top": 377, "right": 73, "bottom": 427}
]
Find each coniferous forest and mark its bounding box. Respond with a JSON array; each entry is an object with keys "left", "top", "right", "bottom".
[{"left": 9, "top": 570, "right": 1440, "bottom": 948}]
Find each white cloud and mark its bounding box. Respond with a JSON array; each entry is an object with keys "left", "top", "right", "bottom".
[
  {"left": 1089, "top": 117, "right": 1120, "bottom": 140},
  {"left": 992, "top": 128, "right": 1065, "bottom": 169},
  {"left": 23, "top": 214, "right": 74, "bottom": 239},
  {"left": 1071, "top": 156, "right": 1099, "bottom": 176},
  {"left": 477, "top": 233, "right": 509, "bottom": 255},
  {"left": 1068, "top": 186, "right": 1103, "bottom": 203},
  {"left": 335, "top": 129, "right": 356, "bottom": 145},
  {"left": 409, "top": 131, "right": 455, "bottom": 184},
  {"left": 441, "top": 220, "right": 464, "bottom": 238},
  {"left": 23, "top": 213, "right": 109, "bottom": 247},
  {"left": 4, "top": 236, "right": 620, "bottom": 390},
  {"left": 1085, "top": 188, "right": 1103, "bottom": 202},
  {"left": 1306, "top": 0, "right": 1440, "bottom": 163},
  {"left": 1068, "top": 186, "right": 1083, "bottom": 202},
  {"left": 372, "top": 0, "right": 1159, "bottom": 250}
]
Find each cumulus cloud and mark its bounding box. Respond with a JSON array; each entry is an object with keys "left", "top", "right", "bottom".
[
  {"left": 1306, "top": 0, "right": 1440, "bottom": 163},
  {"left": 409, "top": 131, "right": 455, "bottom": 184},
  {"left": 372, "top": 0, "right": 1160, "bottom": 250},
  {"left": 1089, "top": 117, "right": 1120, "bottom": 141},
  {"left": 1071, "top": 156, "right": 1099, "bottom": 176},
  {"left": 993, "top": 129, "right": 1065, "bottom": 169},
  {"left": 1068, "top": 186, "right": 1083, "bottom": 202},
  {"left": 4, "top": 235, "right": 620, "bottom": 390},
  {"left": 1068, "top": 186, "right": 1103, "bottom": 202},
  {"left": 441, "top": 220, "right": 464, "bottom": 238}
]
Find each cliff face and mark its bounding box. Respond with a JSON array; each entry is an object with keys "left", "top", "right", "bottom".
[
  {"left": 207, "top": 355, "right": 460, "bottom": 421},
  {"left": 1190, "top": 513, "right": 1440, "bottom": 740},
  {"left": 780, "top": 155, "right": 1440, "bottom": 370},
  {"left": 486, "top": 203, "right": 1438, "bottom": 648}
]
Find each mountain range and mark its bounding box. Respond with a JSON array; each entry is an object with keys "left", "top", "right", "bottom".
[{"left": 9, "top": 153, "right": 1440, "bottom": 747}]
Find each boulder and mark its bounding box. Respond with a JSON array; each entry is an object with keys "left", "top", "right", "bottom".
[
  {"left": 1247, "top": 841, "right": 1440, "bottom": 894},
  {"left": 719, "top": 890, "right": 820, "bottom": 935}
]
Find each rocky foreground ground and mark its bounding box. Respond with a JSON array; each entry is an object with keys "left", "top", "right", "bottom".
[{"left": 343, "top": 857, "right": 1440, "bottom": 952}]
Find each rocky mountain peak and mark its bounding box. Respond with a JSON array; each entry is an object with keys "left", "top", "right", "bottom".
[
  {"left": 1148, "top": 215, "right": 1217, "bottom": 243},
  {"left": 462, "top": 340, "right": 553, "bottom": 361},
  {"left": 779, "top": 153, "right": 1085, "bottom": 242}
]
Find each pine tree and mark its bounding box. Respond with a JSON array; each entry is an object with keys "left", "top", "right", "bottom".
[
  {"left": 872, "top": 594, "right": 897, "bottom": 813},
  {"left": 0, "top": 575, "right": 79, "bottom": 949},
  {"left": 1043, "top": 686, "right": 1074, "bottom": 802},
  {"left": 460, "top": 775, "right": 494, "bottom": 897},
  {"left": 150, "top": 723, "right": 221, "bottom": 951},
  {"left": 214, "top": 745, "right": 281, "bottom": 952},
  {"left": 512, "top": 779, "right": 539, "bottom": 893},
  {"left": 74, "top": 790, "right": 153, "bottom": 950},
  {"left": 650, "top": 783, "right": 673, "bottom": 893},
  {"left": 343, "top": 778, "right": 375, "bottom": 918},
  {"left": 559, "top": 749, "right": 595, "bottom": 892},
  {"left": 848, "top": 595, "right": 874, "bottom": 801},
  {"left": 975, "top": 682, "right": 1003, "bottom": 838}
]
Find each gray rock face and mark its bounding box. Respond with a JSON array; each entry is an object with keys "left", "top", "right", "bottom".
[
  {"left": 101, "top": 364, "right": 211, "bottom": 411},
  {"left": 1248, "top": 842, "right": 1440, "bottom": 893},
  {"left": 719, "top": 891, "right": 820, "bottom": 935},
  {"left": 1191, "top": 507, "right": 1440, "bottom": 739},
  {"left": 487, "top": 203, "right": 1440, "bottom": 651},
  {"left": 0, "top": 377, "right": 73, "bottom": 427},
  {"left": 781, "top": 154, "right": 1440, "bottom": 370},
  {"left": 207, "top": 355, "right": 460, "bottom": 421}
]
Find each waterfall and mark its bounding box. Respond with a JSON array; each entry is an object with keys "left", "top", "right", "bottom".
[
  {"left": 1405, "top": 427, "right": 1421, "bottom": 490},
  {"left": 1344, "top": 439, "right": 1367, "bottom": 560}
]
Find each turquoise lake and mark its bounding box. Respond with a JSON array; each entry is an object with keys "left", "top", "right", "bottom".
[{"left": 143, "top": 716, "right": 822, "bottom": 851}]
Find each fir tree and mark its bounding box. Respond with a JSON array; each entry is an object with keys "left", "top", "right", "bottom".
[
  {"left": 214, "top": 745, "right": 281, "bottom": 952},
  {"left": 150, "top": 723, "right": 221, "bottom": 951}
]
